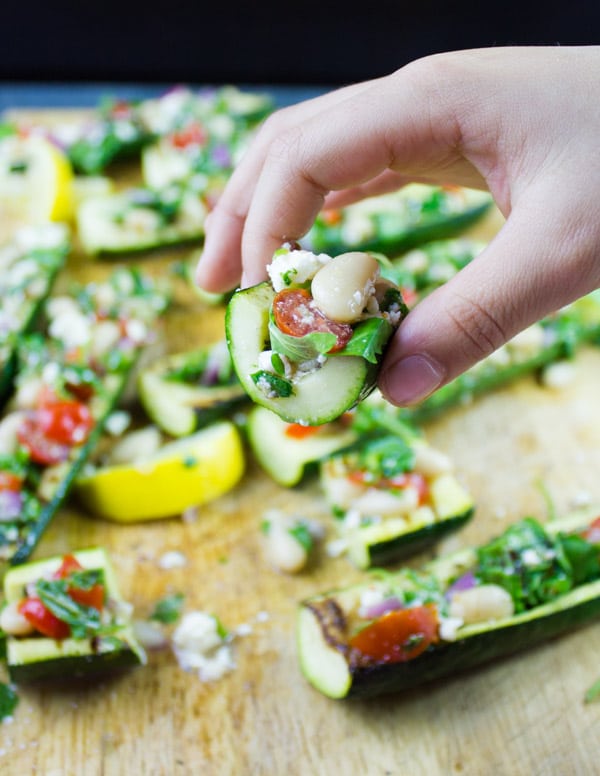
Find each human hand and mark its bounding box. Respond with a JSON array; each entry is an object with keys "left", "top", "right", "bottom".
[{"left": 196, "top": 46, "right": 600, "bottom": 406}]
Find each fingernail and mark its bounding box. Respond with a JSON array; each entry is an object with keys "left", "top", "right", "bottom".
[{"left": 379, "top": 354, "right": 445, "bottom": 406}]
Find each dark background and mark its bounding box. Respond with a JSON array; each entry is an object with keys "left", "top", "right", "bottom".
[{"left": 2, "top": 2, "right": 599, "bottom": 89}]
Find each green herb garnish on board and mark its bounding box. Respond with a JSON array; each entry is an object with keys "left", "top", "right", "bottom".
[
  {"left": 150, "top": 593, "right": 185, "bottom": 625},
  {"left": 0, "top": 683, "right": 18, "bottom": 720}
]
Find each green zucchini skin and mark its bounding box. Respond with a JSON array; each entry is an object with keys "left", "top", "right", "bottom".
[
  {"left": 138, "top": 346, "right": 247, "bottom": 437},
  {"left": 8, "top": 646, "right": 143, "bottom": 684},
  {"left": 0, "top": 234, "right": 69, "bottom": 407},
  {"left": 357, "top": 510, "right": 473, "bottom": 569},
  {"left": 298, "top": 511, "right": 600, "bottom": 699},
  {"left": 305, "top": 186, "right": 493, "bottom": 258}
]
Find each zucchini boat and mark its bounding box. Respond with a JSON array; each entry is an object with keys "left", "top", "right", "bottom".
[
  {"left": 137, "top": 340, "right": 247, "bottom": 437},
  {"left": 0, "top": 267, "right": 169, "bottom": 566},
  {"left": 246, "top": 406, "right": 358, "bottom": 488},
  {"left": 1, "top": 548, "right": 145, "bottom": 682},
  {"left": 77, "top": 183, "right": 208, "bottom": 255},
  {"left": 141, "top": 88, "right": 271, "bottom": 190},
  {"left": 382, "top": 237, "right": 487, "bottom": 308},
  {"left": 408, "top": 291, "right": 600, "bottom": 423},
  {"left": 0, "top": 224, "right": 70, "bottom": 405},
  {"left": 65, "top": 97, "right": 154, "bottom": 175},
  {"left": 319, "top": 419, "right": 473, "bottom": 568},
  {"left": 298, "top": 509, "right": 600, "bottom": 699},
  {"left": 303, "top": 184, "right": 493, "bottom": 258},
  {"left": 226, "top": 245, "right": 408, "bottom": 425}
]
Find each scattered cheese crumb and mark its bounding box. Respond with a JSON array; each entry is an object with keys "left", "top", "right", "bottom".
[
  {"left": 158, "top": 551, "right": 187, "bottom": 570},
  {"left": 172, "top": 611, "right": 234, "bottom": 682}
]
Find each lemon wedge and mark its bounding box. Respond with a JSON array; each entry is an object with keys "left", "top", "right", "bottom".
[
  {"left": 75, "top": 421, "right": 245, "bottom": 522},
  {"left": 0, "top": 135, "right": 75, "bottom": 224}
]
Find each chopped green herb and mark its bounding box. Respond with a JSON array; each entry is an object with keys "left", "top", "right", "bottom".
[
  {"left": 0, "top": 683, "right": 18, "bottom": 720},
  {"left": 251, "top": 370, "right": 293, "bottom": 398},
  {"left": 289, "top": 522, "right": 314, "bottom": 552},
  {"left": 150, "top": 593, "right": 185, "bottom": 625},
  {"left": 585, "top": 677, "right": 600, "bottom": 703},
  {"left": 35, "top": 578, "right": 104, "bottom": 639}
]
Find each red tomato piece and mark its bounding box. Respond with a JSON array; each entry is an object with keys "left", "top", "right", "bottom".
[
  {"left": 272, "top": 289, "right": 353, "bottom": 352},
  {"left": 0, "top": 471, "right": 23, "bottom": 492},
  {"left": 54, "top": 554, "right": 105, "bottom": 611},
  {"left": 18, "top": 597, "right": 70, "bottom": 640},
  {"left": 321, "top": 209, "right": 342, "bottom": 226},
  {"left": 38, "top": 399, "right": 94, "bottom": 447},
  {"left": 349, "top": 605, "right": 438, "bottom": 663},
  {"left": 284, "top": 423, "right": 321, "bottom": 440},
  {"left": 54, "top": 554, "right": 83, "bottom": 579},
  {"left": 170, "top": 123, "right": 207, "bottom": 149},
  {"left": 17, "top": 416, "right": 71, "bottom": 465}
]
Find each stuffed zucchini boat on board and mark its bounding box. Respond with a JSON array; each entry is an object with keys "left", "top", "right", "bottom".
[
  {"left": 0, "top": 548, "right": 145, "bottom": 682},
  {"left": 303, "top": 184, "right": 493, "bottom": 258},
  {"left": 226, "top": 245, "right": 408, "bottom": 426},
  {"left": 0, "top": 224, "right": 69, "bottom": 405},
  {"left": 0, "top": 267, "right": 169, "bottom": 566},
  {"left": 298, "top": 510, "right": 600, "bottom": 699}
]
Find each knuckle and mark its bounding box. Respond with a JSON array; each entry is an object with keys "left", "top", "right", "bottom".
[{"left": 445, "top": 290, "right": 509, "bottom": 363}]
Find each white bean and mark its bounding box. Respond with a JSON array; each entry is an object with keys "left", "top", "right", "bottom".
[
  {"left": 265, "top": 522, "right": 308, "bottom": 574},
  {"left": 0, "top": 411, "right": 28, "bottom": 455},
  {"left": 0, "top": 601, "right": 35, "bottom": 636},
  {"left": 449, "top": 584, "right": 515, "bottom": 625},
  {"left": 310, "top": 252, "right": 380, "bottom": 323}
]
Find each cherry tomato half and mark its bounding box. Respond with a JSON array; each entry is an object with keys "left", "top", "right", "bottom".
[
  {"left": 17, "top": 416, "right": 71, "bottom": 466},
  {"left": 272, "top": 288, "right": 353, "bottom": 352},
  {"left": 170, "top": 123, "right": 207, "bottom": 149},
  {"left": 38, "top": 399, "right": 94, "bottom": 447},
  {"left": 54, "top": 554, "right": 105, "bottom": 611},
  {"left": 284, "top": 423, "right": 321, "bottom": 440},
  {"left": 0, "top": 471, "right": 23, "bottom": 492},
  {"left": 18, "top": 597, "right": 70, "bottom": 640},
  {"left": 349, "top": 604, "right": 438, "bottom": 663}
]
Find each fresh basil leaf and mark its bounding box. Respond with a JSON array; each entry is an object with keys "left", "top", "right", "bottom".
[
  {"left": 558, "top": 533, "right": 600, "bottom": 585},
  {"left": 68, "top": 569, "right": 105, "bottom": 591},
  {"left": 0, "top": 683, "right": 18, "bottom": 721},
  {"left": 357, "top": 435, "right": 416, "bottom": 479},
  {"left": 475, "top": 518, "right": 573, "bottom": 613},
  {"left": 268, "top": 317, "right": 336, "bottom": 362},
  {"left": 150, "top": 593, "right": 185, "bottom": 625},
  {"left": 36, "top": 579, "right": 103, "bottom": 639},
  {"left": 335, "top": 318, "right": 393, "bottom": 364}
]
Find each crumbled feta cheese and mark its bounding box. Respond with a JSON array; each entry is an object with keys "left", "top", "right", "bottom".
[
  {"left": 158, "top": 550, "right": 188, "bottom": 570},
  {"left": 48, "top": 310, "right": 92, "bottom": 349},
  {"left": 172, "top": 611, "right": 235, "bottom": 682},
  {"left": 521, "top": 548, "right": 542, "bottom": 567},
  {"left": 267, "top": 248, "right": 331, "bottom": 292},
  {"left": 104, "top": 410, "right": 132, "bottom": 437}
]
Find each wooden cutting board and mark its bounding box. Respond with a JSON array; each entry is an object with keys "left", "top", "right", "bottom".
[{"left": 2, "top": 113, "right": 600, "bottom": 776}]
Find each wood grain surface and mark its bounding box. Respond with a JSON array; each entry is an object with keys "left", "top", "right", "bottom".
[{"left": 1, "top": 114, "right": 600, "bottom": 776}]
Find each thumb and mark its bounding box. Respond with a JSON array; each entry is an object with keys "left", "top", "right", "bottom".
[{"left": 378, "top": 196, "right": 600, "bottom": 406}]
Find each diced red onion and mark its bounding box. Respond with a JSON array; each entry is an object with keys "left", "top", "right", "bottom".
[
  {"left": 362, "top": 596, "right": 404, "bottom": 619},
  {"left": 445, "top": 571, "right": 477, "bottom": 599},
  {"left": 0, "top": 490, "right": 23, "bottom": 521}
]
